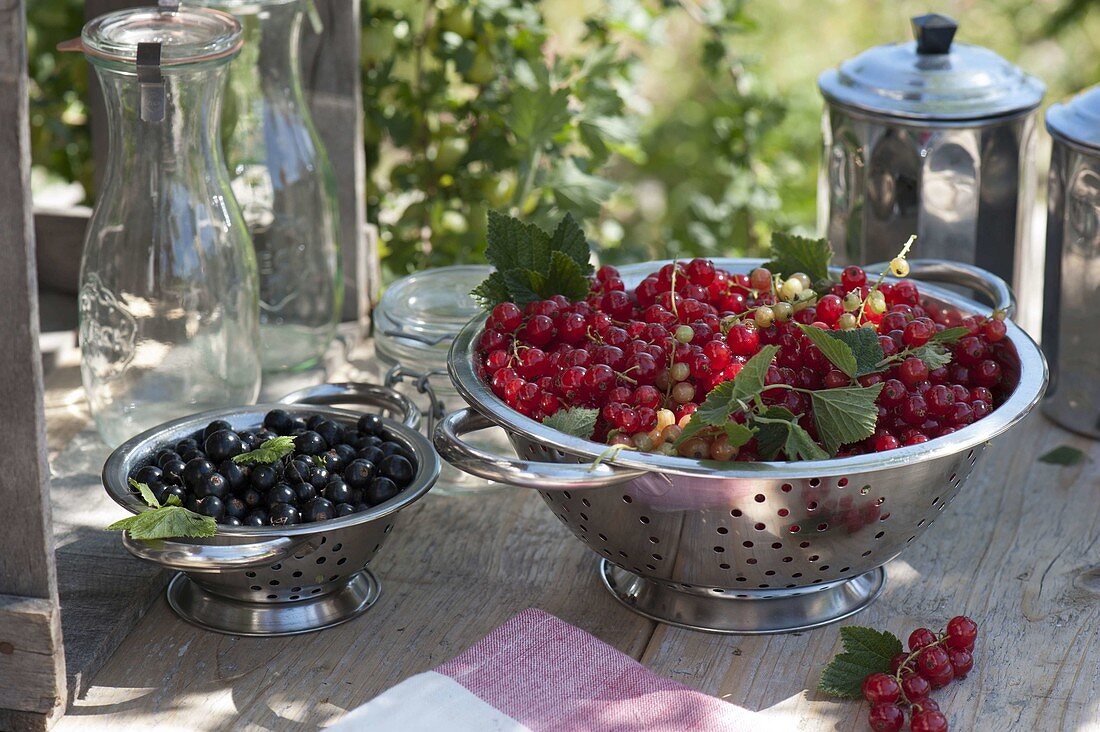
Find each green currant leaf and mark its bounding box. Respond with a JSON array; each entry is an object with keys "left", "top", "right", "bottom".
[
  {"left": 541, "top": 251, "right": 591, "bottom": 302},
  {"left": 819, "top": 626, "right": 903, "bottom": 698},
  {"left": 828, "top": 326, "right": 886, "bottom": 377},
  {"left": 501, "top": 268, "right": 544, "bottom": 306},
  {"left": 233, "top": 436, "right": 296, "bottom": 465},
  {"left": 797, "top": 324, "right": 858, "bottom": 378},
  {"left": 107, "top": 506, "right": 218, "bottom": 540},
  {"left": 1038, "top": 445, "right": 1089, "bottom": 466},
  {"left": 754, "top": 406, "right": 827, "bottom": 461},
  {"left": 542, "top": 407, "right": 599, "bottom": 440},
  {"left": 811, "top": 383, "right": 885, "bottom": 454},
  {"left": 549, "top": 212, "right": 593, "bottom": 273},
  {"left": 471, "top": 271, "right": 511, "bottom": 309},
  {"left": 723, "top": 422, "right": 756, "bottom": 449},
  {"left": 763, "top": 232, "right": 833, "bottom": 286},
  {"left": 932, "top": 326, "right": 970, "bottom": 345},
  {"left": 486, "top": 209, "right": 552, "bottom": 273},
  {"left": 129, "top": 478, "right": 160, "bottom": 509},
  {"left": 681, "top": 345, "right": 780, "bottom": 445},
  {"left": 907, "top": 344, "right": 953, "bottom": 371}
]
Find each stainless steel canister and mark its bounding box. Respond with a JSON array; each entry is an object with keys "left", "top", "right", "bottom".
[
  {"left": 1043, "top": 87, "right": 1100, "bottom": 438},
  {"left": 817, "top": 14, "right": 1044, "bottom": 291}
]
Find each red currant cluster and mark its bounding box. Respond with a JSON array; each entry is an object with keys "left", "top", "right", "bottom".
[
  {"left": 475, "top": 258, "right": 1010, "bottom": 460},
  {"left": 862, "top": 616, "right": 979, "bottom": 732}
]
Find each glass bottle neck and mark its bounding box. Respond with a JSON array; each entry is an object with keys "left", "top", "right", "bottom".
[
  {"left": 95, "top": 63, "right": 231, "bottom": 178},
  {"left": 230, "top": 0, "right": 306, "bottom": 104}
]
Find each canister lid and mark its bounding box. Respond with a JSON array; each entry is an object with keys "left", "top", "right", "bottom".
[
  {"left": 374, "top": 265, "right": 493, "bottom": 376},
  {"left": 81, "top": 6, "right": 242, "bottom": 67},
  {"left": 1047, "top": 86, "right": 1100, "bottom": 150},
  {"left": 818, "top": 14, "right": 1044, "bottom": 121}
]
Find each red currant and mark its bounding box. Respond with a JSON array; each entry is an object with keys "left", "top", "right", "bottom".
[
  {"left": 862, "top": 672, "right": 902, "bottom": 705},
  {"left": 948, "top": 647, "right": 973, "bottom": 678},
  {"left": 908, "top": 628, "right": 938, "bottom": 652},
  {"left": 841, "top": 265, "right": 868, "bottom": 290},
  {"left": 900, "top": 671, "right": 931, "bottom": 701},
  {"left": 898, "top": 357, "right": 929, "bottom": 387},
  {"left": 909, "top": 710, "right": 949, "bottom": 732},
  {"left": 945, "top": 616, "right": 977, "bottom": 651},
  {"left": 868, "top": 702, "right": 905, "bottom": 732}
]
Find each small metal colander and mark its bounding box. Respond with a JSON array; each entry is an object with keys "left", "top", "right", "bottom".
[
  {"left": 435, "top": 260, "right": 1048, "bottom": 634},
  {"left": 103, "top": 384, "right": 440, "bottom": 636}
]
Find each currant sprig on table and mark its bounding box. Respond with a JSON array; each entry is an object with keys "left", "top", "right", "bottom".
[
  {"left": 819, "top": 617, "right": 979, "bottom": 732},
  {"left": 473, "top": 212, "right": 1011, "bottom": 461}
]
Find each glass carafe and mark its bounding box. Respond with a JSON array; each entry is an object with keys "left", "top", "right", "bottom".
[
  {"left": 78, "top": 7, "right": 261, "bottom": 447},
  {"left": 198, "top": 0, "right": 342, "bottom": 373}
]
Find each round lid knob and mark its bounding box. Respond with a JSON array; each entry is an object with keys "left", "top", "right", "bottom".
[
  {"left": 818, "top": 14, "right": 1044, "bottom": 121},
  {"left": 1047, "top": 85, "right": 1100, "bottom": 150}
]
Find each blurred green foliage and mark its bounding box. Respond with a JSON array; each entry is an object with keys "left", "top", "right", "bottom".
[{"left": 25, "top": 0, "right": 1100, "bottom": 279}]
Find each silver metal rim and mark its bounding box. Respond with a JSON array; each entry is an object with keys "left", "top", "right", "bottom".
[
  {"left": 102, "top": 403, "right": 441, "bottom": 538},
  {"left": 166, "top": 569, "right": 380, "bottom": 636},
  {"left": 599, "top": 559, "right": 885, "bottom": 634},
  {"left": 448, "top": 258, "right": 1048, "bottom": 481}
]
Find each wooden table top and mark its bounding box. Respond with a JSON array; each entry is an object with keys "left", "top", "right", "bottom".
[{"left": 45, "top": 344, "right": 1100, "bottom": 732}]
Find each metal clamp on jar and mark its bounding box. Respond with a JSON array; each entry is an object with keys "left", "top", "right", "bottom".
[
  {"left": 817, "top": 14, "right": 1044, "bottom": 304},
  {"left": 1043, "top": 87, "right": 1100, "bottom": 438}
]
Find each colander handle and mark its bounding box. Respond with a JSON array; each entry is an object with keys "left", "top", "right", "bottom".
[
  {"left": 434, "top": 408, "right": 646, "bottom": 489},
  {"left": 278, "top": 382, "right": 422, "bottom": 430},
  {"left": 866, "top": 258, "right": 1016, "bottom": 317},
  {"left": 121, "top": 534, "right": 319, "bottom": 572}
]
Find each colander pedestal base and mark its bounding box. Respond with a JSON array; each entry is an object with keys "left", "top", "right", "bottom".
[
  {"left": 599, "top": 560, "right": 885, "bottom": 634},
  {"left": 166, "top": 569, "right": 381, "bottom": 636}
]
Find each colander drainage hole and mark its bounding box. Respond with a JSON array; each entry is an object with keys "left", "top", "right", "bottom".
[
  {"left": 719, "top": 563, "right": 731, "bottom": 569},
  {"left": 771, "top": 542, "right": 782, "bottom": 549},
  {"left": 373, "top": 543, "right": 381, "bottom": 552},
  {"left": 731, "top": 509, "right": 743, "bottom": 517},
  {"left": 329, "top": 574, "right": 339, "bottom": 582},
  {"left": 880, "top": 513, "right": 891, "bottom": 521},
  {"left": 639, "top": 516, "right": 650, "bottom": 524},
  {"left": 289, "top": 595, "right": 300, "bottom": 601},
  {"left": 646, "top": 564, "right": 656, "bottom": 571},
  {"left": 840, "top": 566, "right": 850, "bottom": 573},
  {"left": 789, "top": 525, "right": 800, "bottom": 533},
  {"left": 245, "top": 571, "right": 256, "bottom": 578},
  {"left": 875, "top": 531, "right": 885, "bottom": 539},
  {"left": 563, "top": 491, "right": 572, "bottom": 500},
  {"left": 736, "top": 577, "right": 747, "bottom": 582},
  {"left": 860, "top": 485, "right": 871, "bottom": 495},
  {"left": 799, "top": 541, "right": 810, "bottom": 548},
  {"left": 808, "top": 554, "right": 820, "bottom": 562},
  {"left": 269, "top": 580, "right": 279, "bottom": 586},
  {"left": 808, "top": 501, "right": 818, "bottom": 511},
  {"left": 746, "top": 558, "right": 757, "bottom": 565},
  {"left": 311, "top": 588, "right": 322, "bottom": 594},
  {"left": 337, "top": 557, "right": 347, "bottom": 565},
  {"left": 316, "top": 557, "right": 327, "bottom": 565},
  {"left": 292, "top": 570, "right": 302, "bottom": 578},
  {"left": 598, "top": 533, "right": 608, "bottom": 541},
  {"left": 384, "top": 524, "right": 392, "bottom": 533},
  {"left": 781, "top": 483, "right": 793, "bottom": 492},
  {"left": 332, "top": 543, "right": 342, "bottom": 552},
  {"left": 819, "top": 565, "right": 830, "bottom": 571},
  {"left": 817, "top": 523, "right": 829, "bottom": 531},
  {"left": 581, "top": 498, "right": 590, "bottom": 507},
  {"left": 754, "top": 494, "right": 765, "bottom": 503},
  {"left": 291, "top": 586, "right": 301, "bottom": 592},
  {"left": 716, "top": 527, "right": 728, "bottom": 535},
  {"left": 649, "top": 536, "right": 659, "bottom": 544},
  {"left": 618, "top": 551, "right": 628, "bottom": 558},
  {"left": 267, "top": 594, "right": 277, "bottom": 600},
  {"left": 320, "top": 537, "right": 327, "bottom": 545},
  {"left": 809, "top": 478, "right": 821, "bottom": 487},
  {"left": 622, "top": 495, "right": 632, "bottom": 503},
  {"left": 579, "top": 512, "right": 589, "bottom": 521},
  {"left": 838, "top": 478, "right": 849, "bottom": 487},
  {"left": 713, "top": 546, "right": 725, "bottom": 553},
  {"left": 754, "top": 522, "right": 766, "bottom": 531},
  {"left": 250, "top": 585, "right": 261, "bottom": 591},
  {"left": 862, "top": 550, "right": 872, "bottom": 557},
  {"left": 271, "top": 563, "right": 282, "bottom": 570},
  {"left": 742, "top": 540, "right": 753, "bottom": 548},
  {"left": 782, "top": 556, "right": 793, "bottom": 563},
  {"left": 778, "top": 508, "right": 789, "bottom": 517},
  {"left": 792, "top": 572, "right": 802, "bottom": 578},
  {"left": 651, "top": 553, "right": 663, "bottom": 561}
]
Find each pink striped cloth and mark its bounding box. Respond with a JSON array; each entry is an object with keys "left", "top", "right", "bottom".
[{"left": 328, "top": 608, "right": 765, "bottom": 732}]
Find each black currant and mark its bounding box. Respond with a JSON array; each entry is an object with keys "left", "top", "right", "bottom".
[
  {"left": 197, "top": 495, "right": 225, "bottom": 521},
  {"left": 203, "top": 419, "right": 233, "bottom": 441},
  {"left": 240, "top": 487, "right": 263, "bottom": 508},
  {"left": 307, "top": 466, "right": 330, "bottom": 489},
  {"left": 133, "top": 465, "right": 163, "bottom": 485},
  {"left": 294, "top": 431, "right": 326, "bottom": 456},
  {"left": 224, "top": 496, "right": 247, "bottom": 519},
  {"left": 182, "top": 458, "right": 216, "bottom": 489},
  {"left": 379, "top": 455, "right": 414, "bottom": 486},
  {"left": 180, "top": 449, "right": 205, "bottom": 463},
  {"left": 204, "top": 429, "right": 244, "bottom": 463},
  {"left": 323, "top": 478, "right": 351, "bottom": 504},
  {"left": 269, "top": 503, "right": 300, "bottom": 526},
  {"left": 335, "top": 503, "right": 355, "bottom": 517},
  {"left": 244, "top": 510, "right": 268, "bottom": 526},
  {"left": 238, "top": 430, "right": 261, "bottom": 451},
  {"left": 267, "top": 483, "right": 297, "bottom": 506},
  {"left": 174, "top": 437, "right": 200, "bottom": 455},
  {"left": 161, "top": 458, "right": 186, "bottom": 484},
  {"left": 333, "top": 443, "right": 357, "bottom": 465},
  {"left": 306, "top": 414, "right": 325, "bottom": 430},
  {"left": 303, "top": 497, "right": 335, "bottom": 523},
  {"left": 263, "top": 409, "right": 294, "bottom": 435},
  {"left": 218, "top": 460, "right": 247, "bottom": 491},
  {"left": 223, "top": 516, "right": 243, "bottom": 527},
  {"left": 356, "top": 446, "right": 385, "bottom": 465},
  {"left": 195, "top": 472, "right": 228, "bottom": 500},
  {"left": 155, "top": 450, "right": 181, "bottom": 468},
  {"left": 294, "top": 482, "right": 317, "bottom": 503},
  {"left": 163, "top": 484, "right": 187, "bottom": 504},
  {"left": 365, "top": 476, "right": 400, "bottom": 505},
  {"left": 283, "top": 459, "right": 312, "bottom": 484},
  {"left": 256, "top": 428, "right": 278, "bottom": 442},
  {"left": 358, "top": 413, "right": 384, "bottom": 436},
  {"left": 343, "top": 459, "right": 375, "bottom": 489},
  {"left": 314, "top": 420, "right": 340, "bottom": 449},
  {"left": 320, "top": 449, "right": 343, "bottom": 472},
  {"left": 250, "top": 465, "right": 278, "bottom": 491}
]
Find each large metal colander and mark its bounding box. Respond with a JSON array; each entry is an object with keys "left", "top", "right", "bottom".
[
  {"left": 103, "top": 384, "right": 440, "bottom": 636},
  {"left": 435, "top": 260, "right": 1048, "bottom": 633}
]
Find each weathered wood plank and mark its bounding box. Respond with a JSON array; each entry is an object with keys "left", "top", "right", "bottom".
[
  {"left": 0, "top": 0, "right": 67, "bottom": 721},
  {"left": 33, "top": 208, "right": 90, "bottom": 297},
  {"left": 0, "top": 597, "right": 65, "bottom": 717}
]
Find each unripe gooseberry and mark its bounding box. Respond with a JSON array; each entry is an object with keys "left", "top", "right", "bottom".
[{"left": 890, "top": 257, "right": 910, "bottom": 277}]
